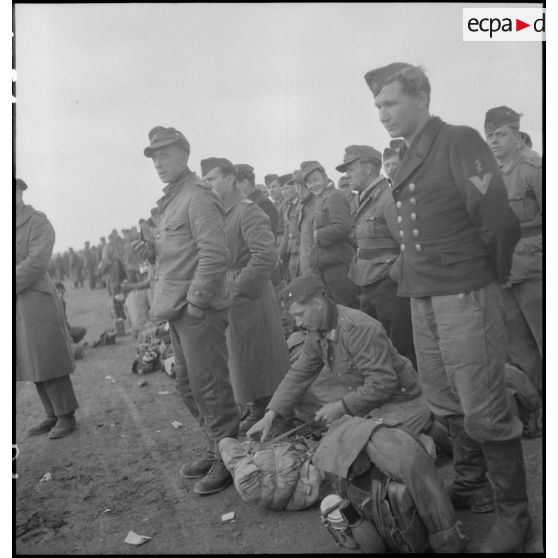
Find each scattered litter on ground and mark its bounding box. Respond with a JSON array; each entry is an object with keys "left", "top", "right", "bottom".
[
  {"left": 138, "top": 379, "right": 148, "bottom": 387},
  {"left": 158, "top": 391, "right": 170, "bottom": 395},
  {"left": 221, "top": 511, "right": 236, "bottom": 523},
  {"left": 124, "top": 530, "right": 152, "bottom": 546},
  {"left": 171, "top": 421, "right": 183, "bottom": 429},
  {"left": 104, "top": 375, "right": 113, "bottom": 380},
  {"left": 39, "top": 473, "right": 53, "bottom": 483},
  {"left": 103, "top": 508, "right": 112, "bottom": 513}
]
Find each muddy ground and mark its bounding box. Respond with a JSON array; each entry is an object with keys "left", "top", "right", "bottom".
[{"left": 15, "top": 282, "right": 543, "bottom": 554}]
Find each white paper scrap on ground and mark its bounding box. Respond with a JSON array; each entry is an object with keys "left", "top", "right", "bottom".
[
  {"left": 158, "top": 391, "right": 170, "bottom": 395},
  {"left": 39, "top": 472, "right": 53, "bottom": 482},
  {"left": 221, "top": 511, "right": 235, "bottom": 522},
  {"left": 171, "top": 421, "right": 183, "bottom": 429},
  {"left": 124, "top": 530, "right": 152, "bottom": 545}
]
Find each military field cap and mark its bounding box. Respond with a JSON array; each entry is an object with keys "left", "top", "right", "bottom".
[
  {"left": 335, "top": 145, "right": 382, "bottom": 172},
  {"left": 338, "top": 176, "right": 351, "bottom": 188},
  {"left": 383, "top": 139, "right": 405, "bottom": 161},
  {"left": 300, "top": 160, "right": 325, "bottom": 181},
  {"left": 234, "top": 164, "right": 255, "bottom": 182},
  {"left": 279, "top": 274, "right": 327, "bottom": 306},
  {"left": 201, "top": 157, "right": 235, "bottom": 177},
  {"left": 264, "top": 174, "right": 280, "bottom": 185},
  {"left": 15, "top": 178, "right": 28, "bottom": 191},
  {"left": 292, "top": 170, "right": 305, "bottom": 184},
  {"left": 364, "top": 62, "right": 414, "bottom": 96},
  {"left": 143, "top": 126, "right": 190, "bottom": 157},
  {"left": 484, "top": 106, "right": 521, "bottom": 133},
  {"left": 279, "top": 173, "right": 294, "bottom": 187}
]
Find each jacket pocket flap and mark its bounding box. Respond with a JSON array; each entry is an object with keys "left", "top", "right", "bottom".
[{"left": 439, "top": 242, "right": 487, "bottom": 265}]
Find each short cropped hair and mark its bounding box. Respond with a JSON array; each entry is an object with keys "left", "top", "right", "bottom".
[{"left": 384, "top": 65, "right": 431, "bottom": 102}]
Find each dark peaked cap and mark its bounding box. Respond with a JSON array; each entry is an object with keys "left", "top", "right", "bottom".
[
  {"left": 279, "top": 275, "right": 327, "bottom": 306},
  {"left": 364, "top": 62, "right": 414, "bottom": 95},
  {"left": 484, "top": 106, "right": 521, "bottom": 133},
  {"left": 143, "top": 126, "right": 190, "bottom": 157},
  {"left": 335, "top": 145, "right": 382, "bottom": 172},
  {"left": 234, "top": 164, "right": 255, "bottom": 181},
  {"left": 264, "top": 174, "right": 280, "bottom": 185},
  {"left": 201, "top": 157, "right": 235, "bottom": 177},
  {"left": 279, "top": 173, "right": 294, "bottom": 186}
]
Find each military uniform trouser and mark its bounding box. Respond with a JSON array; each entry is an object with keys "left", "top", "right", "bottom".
[
  {"left": 360, "top": 276, "right": 417, "bottom": 368},
  {"left": 168, "top": 308, "right": 239, "bottom": 448},
  {"left": 503, "top": 278, "right": 542, "bottom": 392},
  {"left": 365, "top": 426, "right": 459, "bottom": 544},
  {"left": 410, "top": 282, "right": 523, "bottom": 443},
  {"left": 287, "top": 253, "right": 300, "bottom": 283},
  {"left": 319, "top": 263, "right": 360, "bottom": 309},
  {"left": 35, "top": 375, "right": 79, "bottom": 417}
]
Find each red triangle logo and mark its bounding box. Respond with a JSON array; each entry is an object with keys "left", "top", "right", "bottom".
[{"left": 516, "top": 19, "right": 530, "bottom": 31}]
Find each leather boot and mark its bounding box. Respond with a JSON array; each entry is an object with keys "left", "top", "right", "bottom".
[
  {"left": 429, "top": 521, "right": 469, "bottom": 553},
  {"left": 239, "top": 398, "right": 269, "bottom": 435},
  {"left": 193, "top": 459, "right": 232, "bottom": 495},
  {"left": 48, "top": 413, "right": 76, "bottom": 439},
  {"left": 446, "top": 416, "right": 494, "bottom": 513},
  {"left": 28, "top": 416, "right": 57, "bottom": 436},
  {"left": 179, "top": 436, "right": 215, "bottom": 479},
  {"left": 479, "top": 438, "right": 532, "bottom": 553}
]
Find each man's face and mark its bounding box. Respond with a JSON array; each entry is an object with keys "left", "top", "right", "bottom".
[
  {"left": 345, "top": 160, "right": 371, "bottom": 192},
  {"left": 374, "top": 80, "right": 424, "bottom": 141},
  {"left": 204, "top": 167, "right": 234, "bottom": 199},
  {"left": 306, "top": 169, "right": 328, "bottom": 196},
  {"left": 288, "top": 299, "right": 323, "bottom": 331},
  {"left": 383, "top": 156, "right": 401, "bottom": 180},
  {"left": 282, "top": 182, "right": 297, "bottom": 202},
  {"left": 150, "top": 144, "right": 188, "bottom": 184},
  {"left": 269, "top": 180, "right": 282, "bottom": 201},
  {"left": 486, "top": 124, "right": 520, "bottom": 162},
  {"left": 236, "top": 178, "right": 250, "bottom": 197}
]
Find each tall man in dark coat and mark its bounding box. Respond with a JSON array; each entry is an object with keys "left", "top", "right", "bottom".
[
  {"left": 365, "top": 63, "right": 527, "bottom": 553},
  {"left": 134, "top": 127, "right": 239, "bottom": 496},
  {"left": 337, "top": 144, "right": 416, "bottom": 367},
  {"left": 16, "top": 178, "right": 78, "bottom": 439},
  {"left": 203, "top": 158, "right": 289, "bottom": 435},
  {"left": 484, "top": 106, "right": 543, "bottom": 393},
  {"left": 300, "top": 160, "right": 359, "bottom": 308}
]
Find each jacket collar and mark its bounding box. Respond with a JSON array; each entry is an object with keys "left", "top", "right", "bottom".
[
  {"left": 157, "top": 167, "right": 193, "bottom": 212},
  {"left": 16, "top": 203, "right": 38, "bottom": 227},
  {"left": 393, "top": 116, "right": 444, "bottom": 191},
  {"left": 499, "top": 148, "right": 523, "bottom": 175},
  {"left": 223, "top": 187, "right": 246, "bottom": 214},
  {"left": 355, "top": 175, "right": 388, "bottom": 218}
]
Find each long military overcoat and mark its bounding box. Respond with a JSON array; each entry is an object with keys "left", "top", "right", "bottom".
[
  {"left": 223, "top": 189, "right": 289, "bottom": 404},
  {"left": 16, "top": 204, "right": 75, "bottom": 382}
]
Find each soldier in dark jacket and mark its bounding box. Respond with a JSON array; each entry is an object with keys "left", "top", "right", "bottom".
[
  {"left": 337, "top": 144, "right": 416, "bottom": 367},
  {"left": 365, "top": 62, "right": 527, "bottom": 553},
  {"left": 278, "top": 174, "right": 302, "bottom": 282},
  {"left": 382, "top": 140, "right": 403, "bottom": 185},
  {"left": 135, "top": 127, "right": 239, "bottom": 496},
  {"left": 484, "top": 106, "right": 542, "bottom": 393},
  {"left": 300, "top": 160, "right": 359, "bottom": 308},
  {"left": 203, "top": 158, "right": 289, "bottom": 436}
]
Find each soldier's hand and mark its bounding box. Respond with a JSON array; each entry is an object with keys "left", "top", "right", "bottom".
[
  {"left": 131, "top": 239, "right": 155, "bottom": 261},
  {"left": 314, "top": 401, "right": 345, "bottom": 425},
  {"left": 247, "top": 410, "right": 277, "bottom": 442}
]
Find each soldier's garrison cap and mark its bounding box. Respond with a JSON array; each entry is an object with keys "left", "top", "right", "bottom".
[
  {"left": 15, "top": 178, "right": 28, "bottom": 191},
  {"left": 300, "top": 161, "right": 325, "bottom": 182},
  {"left": 234, "top": 164, "right": 255, "bottom": 182},
  {"left": 201, "top": 157, "right": 235, "bottom": 177},
  {"left": 383, "top": 139, "right": 405, "bottom": 161},
  {"left": 364, "top": 62, "right": 414, "bottom": 96},
  {"left": 279, "top": 173, "right": 294, "bottom": 187},
  {"left": 484, "top": 106, "right": 521, "bottom": 133},
  {"left": 279, "top": 275, "right": 327, "bottom": 306},
  {"left": 264, "top": 174, "right": 280, "bottom": 186},
  {"left": 335, "top": 145, "right": 382, "bottom": 172},
  {"left": 143, "top": 126, "right": 190, "bottom": 157},
  {"left": 292, "top": 170, "right": 305, "bottom": 185}
]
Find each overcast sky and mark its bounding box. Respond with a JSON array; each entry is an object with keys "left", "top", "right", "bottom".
[{"left": 14, "top": 2, "right": 543, "bottom": 253}]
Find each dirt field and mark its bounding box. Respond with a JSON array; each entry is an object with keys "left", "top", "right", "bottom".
[{"left": 15, "top": 282, "right": 544, "bottom": 554}]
